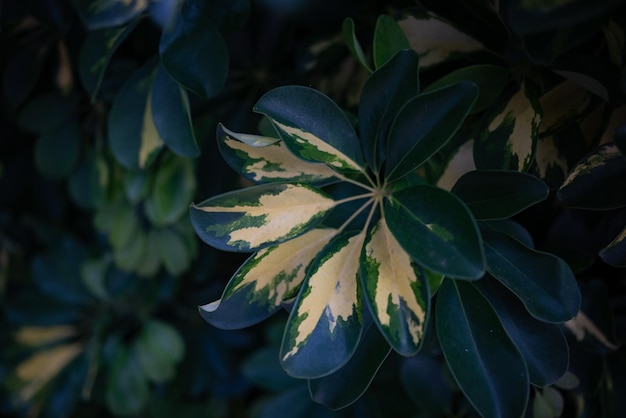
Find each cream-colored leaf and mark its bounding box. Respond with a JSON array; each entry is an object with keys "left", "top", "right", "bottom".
[
  {"left": 139, "top": 89, "right": 164, "bottom": 168},
  {"left": 221, "top": 124, "right": 279, "bottom": 147},
  {"left": 14, "top": 326, "right": 78, "bottom": 347},
  {"left": 535, "top": 135, "right": 569, "bottom": 180},
  {"left": 437, "top": 140, "right": 476, "bottom": 191}
]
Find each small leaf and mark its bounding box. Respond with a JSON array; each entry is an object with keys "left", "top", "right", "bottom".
[
  {"left": 159, "top": 4, "right": 228, "bottom": 98},
  {"left": 482, "top": 228, "right": 581, "bottom": 323},
  {"left": 254, "top": 86, "right": 366, "bottom": 174},
  {"left": 359, "top": 49, "right": 419, "bottom": 172},
  {"left": 361, "top": 218, "right": 430, "bottom": 356},
  {"left": 373, "top": 15, "right": 410, "bottom": 69},
  {"left": 309, "top": 315, "right": 391, "bottom": 409},
  {"left": 398, "top": 14, "right": 484, "bottom": 69},
  {"left": 108, "top": 59, "right": 164, "bottom": 170},
  {"left": 105, "top": 346, "right": 149, "bottom": 415},
  {"left": 451, "top": 170, "right": 549, "bottom": 220},
  {"left": 474, "top": 84, "right": 542, "bottom": 171},
  {"left": 190, "top": 183, "right": 336, "bottom": 252},
  {"left": 199, "top": 228, "right": 338, "bottom": 329},
  {"left": 426, "top": 65, "right": 510, "bottom": 113},
  {"left": 385, "top": 82, "right": 478, "bottom": 182},
  {"left": 341, "top": 18, "right": 372, "bottom": 73},
  {"left": 436, "top": 279, "right": 529, "bottom": 418},
  {"left": 386, "top": 185, "right": 485, "bottom": 279},
  {"left": 35, "top": 118, "right": 81, "bottom": 180},
  {"left": 476, "top": 277, "right": 569, "bottom": 387},
  {"left": 217, "top": 124, "right": 337, "bottom": 185},
  {"left": 145, "top": 156, "right": 196, "bottom": 226},
  {"left": 558, "top": 143, "right": 626, "bottom": 210},
  {"left": 153, "top": 228, "right": 191, "bottom": 276},
  {"left": 78, "top": 21, "right": 139, "bottom": 100},
  {"left": 134, "top": 319, "right": 185, "bottom": 383},
  {"left": 280, "top": 231, "right": 365, "bottom": 378},
  {"left": 17, "top": 92, "right": 76, "bottom": 134},
  {"left": 150, "top": 63, "right": 199, "bottom": 157}
]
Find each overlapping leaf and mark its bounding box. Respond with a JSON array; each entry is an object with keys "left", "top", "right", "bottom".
[
  {"left": 482, "top": 229, "right": 580, "bottom": 323},
  {"left": 436, "top": 279, "right": 529, "bottom": 418},
  {"left": 361, "top": 218, "right": 429, "bottom": 356},
  {"left": 280, "top": 232, "right": 365, "bottom": 378},
  {"left": 199, "top": 228, "right": 338, "bottom": 329},
  {"left": 385, "top": 82, "right": 478, "bottom": 182},
  {"left": 385, "top": 185, "right": 485, "bottom": 279},
  {"left": 217, "top": 124, "right": 337, "bottom": 185},
  {"left": 254, "top": 86, "right": 366, "bottom": 174},
  {"left": 190, "top": 183, "right": 335, "bottom": 252},
  {"left": 451, "top": 170, "right": 549, "bottom": 220},
  {"left": 372, "top": 15, "right": 410, "bottom": 69}
]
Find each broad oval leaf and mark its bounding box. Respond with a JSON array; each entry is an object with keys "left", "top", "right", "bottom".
[
  {"left": 359, "top": 49, "right": 419, "bottom": 172},
  {"left": 474, "top": 84, "right": 542, "bottom": 172},
  {"left": 373, "top": 15, "right": 410, "bottom": 69},
  {"left": 309, "top": 314, "right": 391, "bottom": 410},
  {"left": 385, "top": 185, "right": 485, "bottom": 279},
  {"left": 426, "top": 65, "right": 509, "bottom": 113},
  {"left": 558, "top": 143, "right": 626, "bottom": 210},
  {"left": 108, "top": 59, "right": 164, "bottom": 170},
  {"left": 476, "top": 277, "right": 569, "bottom": 387},
  {"left": 150, "top": 63, "right": 199, "bottom": 157},
  {"left": 361, "top": 218, "right": 430, "bottom": 356},
  {"left": 217, "top": 124, "right": 337, "bottom": 185},
  {"left": 254, "top": 86, "right": 366, "bottom": 174},
  {"left": 280, "top": 231, "right": 365, "bottom": 378},
  {"left": 190, "top": 183, "right": 336, "bottom": 252},
  {"left": 436, "top": 279, "right": 529, "bottom": 418},
  {"left": 451, "top": 170, "right": 549, "bottom": 220},
  {"left": 482, "top": 228, "right": 581, "bottom": 323},
  {"left": 199, "top": 228, "right": 338, "bottom": 329},
  {"left": 385, "top": 82, "right": 479, "bottom": 182},
  {"left": 159, "top": 4, "right": 228, "bottom": 98}
]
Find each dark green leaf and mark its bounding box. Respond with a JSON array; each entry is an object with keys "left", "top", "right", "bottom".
[
  {"left": 482, "top": 228, "right": 580, "bottom": 323},
  {"left": 359, "top": 49, "right": 419, "bottom": 171},
  {"left": 17, "top": 92, "right": 76, "bottom": 134},
  {"left": 105, "top": 346, "right": 149, "bottom": 415},
  {"left": 436, "top": 279, "right": 529, "bottom": 418},
  {"left": 341, "top": 18, "right": 372, "bottom": 73},
  {"left": 309, "top": 316, "right": 391, "bottom": 410},
  {"left": 373, "top": 15, "right": 410, "bottom": 69},
  {"left": 401, "top": 356, "right": 453, "bottom": 416},
  {"left": 558, "top": 144, "right": 626, "bottom": 210},
  {"left": 451, "top": 170, "right": 549, "bottom": 220},
  {"left": 385, "top": 82, "right": 478, "bottom": 182},
  {"left": 150, "top": 63, "right": 199, "bottom": 157},
  {"left": 476, "top": 277, "right": 569, "bottom": 386},
  {"left": 35, "top": 118, "right": 80, "bottom": 180},
  {"left": 108, "top": 59, "right": 163, "bottom": 170},
  {"left": 78, "top": 21, "right": 139, "bottom": 100},
  {"left": 71, "top": 0, "right": 146, "bottom": 29},
  {"left": 159, "top": 4, "right": 228, "bottom": 98},
  {"left": 241, "top": 347, "right": 297, "bottom": 392},
  {"left": 425, "top": 65, "right": 509, "bottom": 113},
  {"left": 254, "top": 385, "right": 333, "bottom": 418},
  {"left": 386, "top": 185, "right": 485, "bottom": 279},
  {"left": 68, "top": 151, "right": 107, "bottom": 209},
  {"left": 153, "top": 228, "right": 192, "bottom": 276},
  {"left": 145, "top": 156, "right": 196, "bottom": 226},
  {"left": 254, "top": 86, "right": 366, "bottom": 174},
  {"left": 134, "top": 319, "right": 185, "bottom": 383}
]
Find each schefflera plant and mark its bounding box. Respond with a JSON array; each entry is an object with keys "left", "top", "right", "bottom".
[{"left": 190, "top": 50, "right": 581, "bottom": 416}]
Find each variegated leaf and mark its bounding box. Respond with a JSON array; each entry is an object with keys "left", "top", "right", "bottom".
[
  {"left": 217, "top": 124, "right": 338, "bottom": 185},
  {"left": 600, "top": 225, "right": 626, "bottom": 267},
  {"left": 475, "top": 84, "right": 542, "bottom": 172},
  {"left": 199, "top": 228, "right": 338, "bottom": 329},
  {"left": 254, "top": 86, "right": 366, "bottom": 173},
  {"left": 361, "top": 218, "right": 429, "bottom": 356},
  {"left": 190, "top": 183, "right": 336, "bottom": 252},
  {"left": 281, "top": 231, "right": 365, "bottom": 378}
]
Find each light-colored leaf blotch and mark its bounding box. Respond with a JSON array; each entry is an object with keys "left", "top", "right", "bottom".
[
  {"left": 221, "top": 124, "right": 280, "bottom": 147},
  {"left": 560, "top": 144, "right": 620, "bottom": 189},
  {"left": 139, "top": 89, "right": 164, "bottom": 169}
]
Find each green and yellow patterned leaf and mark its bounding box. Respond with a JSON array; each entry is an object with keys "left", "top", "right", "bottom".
[
  {"left": 474, "top": 84, "right": 542, "bottom": 172},
  {"left": 217, "top": 123, "right": 337, "bottom": 185},
  {"left": 254, "top": 86, "right": 366, "bottom": 174},
  {"left": 361, "top": 218, "right": 430, "bottom": 356},
  {"left": 281, "top": 231, "right": 365, "bottom": 378},
  {"left": 190, "top": 183, "right": 335, "bottom": 252},
  {"left": 199, "top": 228, "right": 338, "bottom": 329}
]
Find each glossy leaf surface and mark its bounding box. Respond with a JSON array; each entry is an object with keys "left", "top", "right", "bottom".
[
  {"left": 342, "top": 18, "right": 372, "bottom": 72},
  {"left": 372, "top": 15, "right": 410, "bottom": 69},
  {"left": 254, "top": 86, "right": 365, "bottom": 173},
  {"left": 361, "top": 218, "right": 429, "bottom": 355},
  {"left": 190, "top": 183, "right": 335, "bottom": 252},
  {"left": 199, "top": 228, "right": 337, "bottom": 329},
  {"left": 483, "top": 229, "right": 580, "bottom": 323},
  {"left": 451, "top": 170, "right": 549, "bottom": 220},
  {"left": 385, "top": 82, "right": 478, "bottom": 182},
  {"left": 281, "top": 232, "right": 365, "bottom": 378},
  {"left": 437, "top": 279, "right": 529, "bottom": 418},
  {"left": 217, "top": 124, "right": 337, "bottom": 185},
  {"left": 386, "top": 185, "right": 485, "bottom": 279},
  {"left": 359, "top": 49, "right": 419, "bottom": 171}
]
